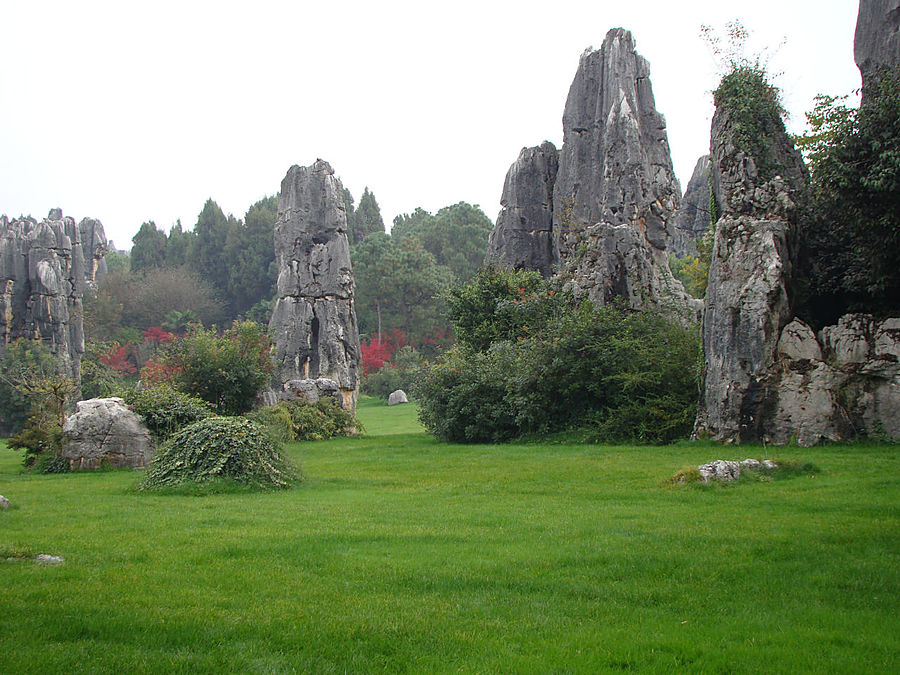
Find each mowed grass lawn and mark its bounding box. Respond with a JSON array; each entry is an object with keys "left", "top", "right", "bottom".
[{"left": 1, "top": 397, "right": 898, "bottom": 673}]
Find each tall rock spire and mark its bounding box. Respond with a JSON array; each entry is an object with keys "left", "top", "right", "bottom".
[{"left": 268, "top": 160, "right": 361, "bottom": 409}]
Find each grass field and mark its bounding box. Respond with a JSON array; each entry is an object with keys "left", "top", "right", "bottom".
[{"left": 1, "top": 397, "right": 898, "bottom": 673}]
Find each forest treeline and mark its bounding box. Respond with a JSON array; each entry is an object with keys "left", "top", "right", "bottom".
[{"left": 84, "top": 183, "right": 493, "bottom": 378}]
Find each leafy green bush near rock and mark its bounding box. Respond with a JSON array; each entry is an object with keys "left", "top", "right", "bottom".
[
  {"left": 245, "top": 399, "right": 361, "bottom": 442},
  {"left": 118, "top": 385, "right": 213, "bottom": 441},
  {"left": 139, "top": 416, "right": 296, "bottom": 491}
]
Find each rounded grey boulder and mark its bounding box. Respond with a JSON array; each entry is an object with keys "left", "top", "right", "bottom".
[{"left": 62, "top": 397, "right": 154, "bottom": 470}]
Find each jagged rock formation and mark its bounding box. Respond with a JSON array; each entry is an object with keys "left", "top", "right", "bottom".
[
  {"left": 695, "top": 80, "right": 811, "bottom": 442},
  {"left": 485, "top": 141, "right": 559, "bottom": 277},
  {"left": 486, "top": 29, "right": 699, "bottom": 320},
  {"left": 268, "top": 160, "right": 361, "bottom": 409},
  {"left": 78, "top": 217, "right": 108, "bottom": 287},
  {"left": 551, "top": 29, "right": 698, "bottom": 319},
  {"left": 0, "top": 209, "right": 86, "bottom": 381},
  {"left": 669, "top": 155, "right": 711, "bottom": 258},
  {"left": 62, "top": 397, "right": 154, "bottom": 470},
  {"left": 854, "top": 0, "right": 900, "bottom": 97}
]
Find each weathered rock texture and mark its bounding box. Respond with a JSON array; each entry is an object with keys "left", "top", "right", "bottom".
[
  {"left": 486, "top": 29, "right": 699, "bottom": 320},
  {"left": 388, "top": 389, "right": 409, "bottom": 406},
  {"left": 695, "top": 98, "right": 809, "bottom": 443},
  {"left": 0, "top": 210, "right": 88, "bottom": 381},
  {"left": 78, "top": 217, "right": 108, "bottom": 287},
  {"left": 485, "top": 141, "right": 559, "bottom": 277},
  {"left": 697, "top": 458, "right": 778, "bottom": 483},
  {"left": 269, "top": 161, "right": 361, "bottom": 409},
  {"left": 669, "top": 155, "right": 711, "bottom": 258},
  {"left": 762, "top": 315, "right": 900, "bottom": 445},
  {"left": 62, "top": 397, "right": 154, "bottom": 470},
  {"left": 854, "top": 0, "right": 900, "bottom": 97}
]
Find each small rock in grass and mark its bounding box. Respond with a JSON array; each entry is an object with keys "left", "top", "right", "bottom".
[
  {"left": 388, "top": 390, "right": 409, "bottom": 406},
  {"left": 697, "top": 459, "right": 780, "bottom": 482},
  {"left": 0, "top": 495, "right": 9, "bottom": 509},
  {"left": 34, "top": 554, "right": 65, "bottom": 565}
]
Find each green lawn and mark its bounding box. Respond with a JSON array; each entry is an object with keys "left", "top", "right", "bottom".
[{"left": 1, "top": 397, "right": 898, "bottom": 673}]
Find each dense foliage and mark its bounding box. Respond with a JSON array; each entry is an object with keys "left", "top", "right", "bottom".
[
  {"left": 117, "top": 385, "right": 213, "bottom": 441},
  {"left": 361, "top": 346, "right": 425, "bottom": 400},
  {"left": 443, "top": 265, "right": 547, "bottom": 352},
  {"left": 139, "top": 416, "right": 296, "bottom": 491},
  {"left": 245, "top": 399, "right": 361, "bottom": 442},
  {"left": 417, "top": 270, "right": 700, "bottom": 444},
  {"left": 794, "top": 68, "right": 900, "bottom": 324},
  {"left": 152, "top": 321, "right": 273, "bottom": 416}
]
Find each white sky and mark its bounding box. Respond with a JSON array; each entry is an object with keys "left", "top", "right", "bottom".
[{"left": 1, "top": 0, "right": 862, "bottom": 249}]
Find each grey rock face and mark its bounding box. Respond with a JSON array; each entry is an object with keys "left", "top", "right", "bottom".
[
  {"left": 388, "top": 389, "right": 408, "bottom": 406},
  {"left": 62, "top": 397, "right": 154, "bottom": 470},
  {"left": 485, "top": 141, "right": 559, "bottom": 277},
  {"left": 854, "top": 0, "right": 900, "bottom": 96},
  {"left": 669, "top": 155, "right": 712, "bottom": 258},
  {"left": 269, "top": 161, "right": 361, "bottom": 410},
  {"left": 280, "top": 377, "right": 344, "bottom": 407},
  {"left": 762, "top": 315, "right": 900, "bottom": 445},
  {"left": 78, "top": 217, "right": 108, "bottom": 286},
  {"left": 552, "top": 33, "right": 698, "bottom": 319},
  {"left": 695, "top": 100, "right": 809, "bottom": 443},
  {"left": 0, "top": 210, "right": 86, "bottom": 382},
  {"left": 485, "top": 28, "right": 698, "bottom": 321}
]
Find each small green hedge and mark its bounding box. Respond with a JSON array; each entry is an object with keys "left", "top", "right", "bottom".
[{"left": 139, "top": 416, "right": 296, "bottom": 491}]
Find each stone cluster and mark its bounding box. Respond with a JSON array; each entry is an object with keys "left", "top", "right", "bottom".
[
  {"left": 268, "top": 160, "right": 361, "bottom": 409},
  {"left": 486, "top": 29, "right": 699, "bottom": 321}
]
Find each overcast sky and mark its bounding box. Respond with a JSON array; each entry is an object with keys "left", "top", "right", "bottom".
[{"left": 1, "top": 0, "right": 862, "bottom": 249}]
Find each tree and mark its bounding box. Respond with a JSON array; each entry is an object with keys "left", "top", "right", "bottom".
[
  {"left": 166, "top": 219, "right": 194, "bottom": 268},
  {"left": 443, "top": 265, "right": 546, "bottom": 352},
  {"left": 225, "top": 195, "right": 278, "bottom": 317},
  {"left": 130, "top": 221, "right": 168, "bottom": 271},
  {"left": 191, "top": 199, "right": 237, "bottom": 303},
  {"left": 392, "top": 202, "right": 493, "bottom": 282},
  {"left": 0, "top": 339, "right": 60, "bottom": 435},
  {"left": 795, "top": 68, "right": 900, "bottom": 324},
  {"left": 352, "top": 187, "right": 385, "bottom": 244},
  {"left": 122, "top": 267, "right": 227, "bottom": 330}
]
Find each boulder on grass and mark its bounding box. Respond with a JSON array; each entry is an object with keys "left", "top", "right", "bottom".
[
  {"left": 62, "top": 397, "right": 153, "bottom": 470},
  {"left": 388, "top": 390, "right": 409, "bottom": 406}
]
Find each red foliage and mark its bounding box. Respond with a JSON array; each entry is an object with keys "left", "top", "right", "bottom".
[
  {"left": 143, "top": 326, "right": 174, "bottom": 345},
  {"left": 100, "top": 345, "right": 137, "bottom": 376},
  {"left": 141, "top": 359, "right": 182, "bottom": 386},
  {"left": 360, "top": 337, "right": 395, "bottom": 376}
]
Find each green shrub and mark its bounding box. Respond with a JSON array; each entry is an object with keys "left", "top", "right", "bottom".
[
  {"left": 139, "top": 416, "right": 296, "bottom": 491},
  {"left": 8, "top": 416, "right": 66, "bottom": 471},
  {"left": 247, "top": 399, "right": 361, "bottom": 442},
  {"left": 417, "top": 296, "right": 700, "bottom": 444},
  {"left": 118, "top": 385, "right": 213, "bottom": 441},
  {"left": 154, "top": 321, "right": 274, "bottom": 415}
]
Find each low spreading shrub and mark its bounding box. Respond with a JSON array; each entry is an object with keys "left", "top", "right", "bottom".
[
  {"left": 246, "top": 399, "right": 361, "bottom": 442},
  {"left": 118, "top": 385, "right": 213, "bottom": 441},
  {"left": 139, "top": 416, "right": 296, "bottom": 491}
]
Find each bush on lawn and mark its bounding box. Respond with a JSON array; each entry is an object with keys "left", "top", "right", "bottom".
[
  {"left": 245, "top": 399, "right": 361, "bottom": 442},
  {"left": 139, "top": 416, "right": 296, "bottom": 491}
]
